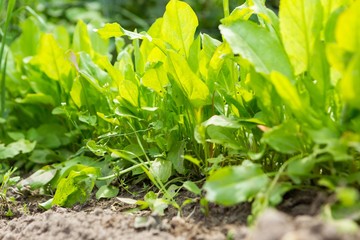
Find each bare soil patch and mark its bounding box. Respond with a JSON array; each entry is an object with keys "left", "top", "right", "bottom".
[{"left": 1, "top": 189, "right": 359, "bottom": 240}]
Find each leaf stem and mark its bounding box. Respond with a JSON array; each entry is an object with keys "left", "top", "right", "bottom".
[{"left": 223, "top": 0, "right": 230, "bottom": 17}]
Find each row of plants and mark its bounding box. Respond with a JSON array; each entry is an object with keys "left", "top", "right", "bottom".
[{"left": 1, "top": 0, "right": 360, "bottom": 225}]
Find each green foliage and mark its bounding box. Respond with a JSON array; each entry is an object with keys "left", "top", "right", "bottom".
[{"left": 1, "top": 0, "right": 360, "bottom": 223}]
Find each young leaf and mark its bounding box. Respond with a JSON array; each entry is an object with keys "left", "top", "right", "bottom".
[
  {"left": 204, "top": 160, "right": 269, "bottom": 206},
  {"left": 279, "top": 0, "right": 323, "bottom": 74},
  {"left": 161, "top": 0, "right": 198, "bottom": 58},
  {"left": 97, "top": 22, "right": 124, "bottom": 39},
  {"left": 96, "top": 185, "right": 119, "bottom": 200},
  {"left": 183, "top": 181, "right": 201, "bottom": 195}
]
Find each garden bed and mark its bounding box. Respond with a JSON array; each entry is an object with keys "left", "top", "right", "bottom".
[{"left": 1, "top": 189, "right": 359, "bottom": 240}]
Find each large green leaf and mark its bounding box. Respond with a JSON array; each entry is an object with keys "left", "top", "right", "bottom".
[
  {"left": 52, "top": 166, "right": 100, "bottom": 207},
  {"left": 279, "top": 0, "right": 323, "bottom": 74},
  {"left": 167, "top": 141, "right": 186, "bottom": 174},
  {"left": 340, "top": 53, "right": 360, "bottom": 109},
  {"left": 141, "top": 62, "right": 169, "bottom": 96},
  {"left": 335, "top": 0, "right": 360, "bottom": 53},
  {"left": 73, "top": 20, "right": 93, "bottom": 56},
  {"left": 204, "top": 160, "right": 269, "bottom": 206},
  {"left": 18, "top": 168, "right": 57, "bottom": 190},
  {"left": 10, "top": 17, "right": 41, "bottom": 59},
  {"left": 167, "top": 50, "right": 210, "bottom": 107},
  {"left": 220, "top": 19, "right": 293, "bottom": 80},
  {"left": 262, "top": 120, "right": 305, "bottom": 154},
  {"left": 0, "top": 139, "right": 36, "bottom": 159},
  {"left": 270, "top": 71, "right": 321, "bottom": 128},
  {"left": 161, "top": 0, "right": 198, "bottom": 58},
  {"left": 30, "top": 33, "right": 72, "bottom": 81},
  {"left": 206, "top": 126, "right": 242, "bottom": 150}
]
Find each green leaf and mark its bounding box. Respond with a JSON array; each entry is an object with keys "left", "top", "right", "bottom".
[
  {"left": 29, "top": 149, "right": 60, "bottom": 164},
  {"left": 336, "top": 187, "right": 359, "bottom": 207},
  {"left": 262, "top": 120, "right": 304, "bottom": 154},
  {"left": 206, "top": 126, "right": 242, "bottom": 150},
  {"left": 204, "top": 160, "right": 269, "bottom": 206},
  {"left": 268, "top": 182, "right": 293, "bottom": 206},
  {"left": 0, "top": 139, "right": 36, "bottom": 159},
  {"left": 161, "top": 0, "right": 198, "bottom": 57},
  {"left": 183, "top": 181, "right": 201, "bottom": 195},
  {"left": 39, "top": 198, "right": 53, "bottom": 210},
  {"left": 97, "top": 22, "right": 124, "bottom": 39},
  {"left": 220, "top": 19, "right": 293, "bottom": 80},
  {"left": 287, "top": 155, "right": 316, "bottom": 183},
  {"left": 143, "top": 191, "right": 168, "bottom": 216},
  {"left": 202, "top": 115, "right": 242, "bottom": 128},
  {"left": 18, "top": 168, "right": 57, "bottom": 190},
  {"left": 86, "top": 140, "right": 107, "bottom": 156},
  {"left": 141, "top": 62, "right": 169, "bottom": 96},
  {"left": 73, "top": 20, "right": 93, "bottom": 56},
  {"left": 27, "top": 124, "right": 70, "bottom": 149},
  {"left": 270, "top": 71, "right": 320, "bottom": 127},
  {"left": 52, "top": 166, "right": 100, "bottom": 207},
  {"left": 10, "top": 17, "right": 41, "bottom": 59},
  {"left": 167, "top": 50, "right": 210, "bottom": 107},
  {"left": 335, "top": 1, "right": 360, "bottom": 53},
  {"left": 167, "top": 141, "right": 186, "bottom": 174},
  {"left": 279, "top": 0, "right": 323, "bottom": 74},
  {"left": 340, "top": 53, "right": 360, "bottom": 109},
  {"left": 30, "top": 33, "right": 72, "bottom": 81},
  {"left": 96, "top": 185, "right": 119, "bottom": 200},
  {"left": 149, "top": 158, "right": 172, "bottom": 183}
]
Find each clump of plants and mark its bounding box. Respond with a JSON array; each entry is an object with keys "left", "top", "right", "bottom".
[{"left": 1, "top": 0, "right": 360, "bottom": 224}]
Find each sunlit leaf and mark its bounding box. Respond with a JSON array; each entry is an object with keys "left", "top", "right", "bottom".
[
  {"left": 52, "top": 166, "right": 100, "bottom": 207},
  {"left": 167, "top": 50, "right": 210, "bottom": 107},
  {"left": 141, "top": 62, "right": 168, "bottom": 96},
  {"left": 280, "top": 0, "right": 323, "bottom": 74},
  {"left": 73, "top": 20, "right": 93, "bottom": 56},
  {"left": 335, "top": 0, "right": 360, "bottom": 53},
  {"left": 97, "top": 22, "right": 124, "bottom": 39},
  {"left": 30, "top": 33, "right": 72, "bottom": 81},
  {"left": 161, "top": 0, "right": 198, "bottom": 57}
]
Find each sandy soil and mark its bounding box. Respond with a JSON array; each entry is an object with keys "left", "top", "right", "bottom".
[{"left": 1, "top": 189, "right": 359, "bottom": 240}]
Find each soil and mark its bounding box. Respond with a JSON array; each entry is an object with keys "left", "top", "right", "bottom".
[{"left": 1, "top": 189, "right": 360, "bottom": 240}]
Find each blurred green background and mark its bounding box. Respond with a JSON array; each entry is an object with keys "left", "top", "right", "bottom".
[{"left": 14, "top": 0, "right": 280, "bottom": 37}]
